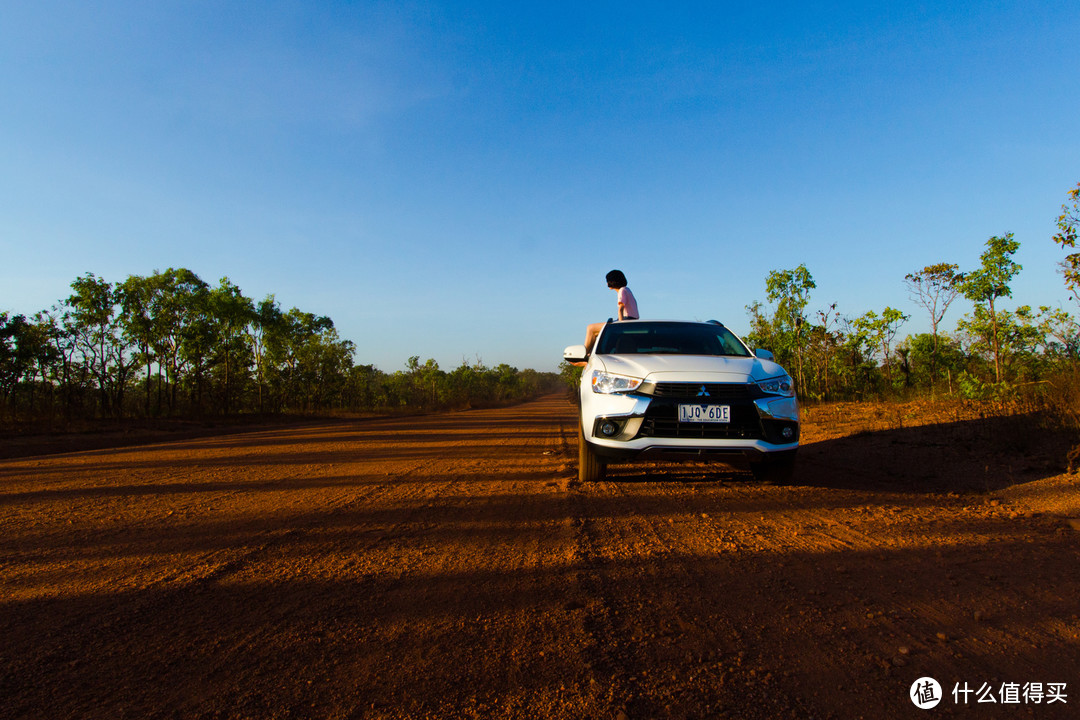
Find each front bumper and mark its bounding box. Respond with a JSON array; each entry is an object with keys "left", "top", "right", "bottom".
[{"left": 582, "top": 382, "right": 799, "bottom": 461}]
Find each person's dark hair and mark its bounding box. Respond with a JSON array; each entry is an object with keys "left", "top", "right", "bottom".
[{"left": 605, "top": 269, "right": 628, "bottom": 288}]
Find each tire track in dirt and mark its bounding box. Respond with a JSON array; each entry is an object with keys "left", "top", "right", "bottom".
[
  {"left": 3, "top": 408, "right": 541, "bottom": 718},
  {"left": 1, "top": 441, "right": 449, "bottom": 719},
  {"left": 324, "top": 398, "right": 597, "bottom": 718},
  {"left": 560, "top": 425, "right": 1079, "bottom": 719},
  {"left": 102, "top": 397, "right": 589, "bottom": 719},
  {"left": 568, "top": 476, "right": 811, "bottom": 719}
]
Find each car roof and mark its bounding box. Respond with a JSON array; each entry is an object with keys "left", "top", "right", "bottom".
[{"left": 601, "top": 319, "right": 727, "bottom": 327}]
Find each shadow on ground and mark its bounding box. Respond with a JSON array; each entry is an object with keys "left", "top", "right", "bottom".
[{"left": 604, "top": 412, "right": 1077, "bottom": 495}]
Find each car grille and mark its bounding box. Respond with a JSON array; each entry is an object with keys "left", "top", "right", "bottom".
[
  {"left": 646, "top": 382, "right": 756, "bottom": 400},
  {"left": 639, "top": 415, "right": 763, "bottom": 439},
  {"left": 635, "top": 383, "right": 765, "bottom": 440}
]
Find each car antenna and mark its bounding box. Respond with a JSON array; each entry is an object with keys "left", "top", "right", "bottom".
[{"left": 707, "top": 319, "right": 725, "bottom": 327}]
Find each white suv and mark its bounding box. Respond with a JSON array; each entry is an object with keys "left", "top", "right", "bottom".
[{"left": 563, "top": 320, "right": 799, "bottom": 483}]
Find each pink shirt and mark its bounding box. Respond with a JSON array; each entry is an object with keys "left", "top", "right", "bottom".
[{"left": 617, "top": 287, "right": 639, "bottom": 320}]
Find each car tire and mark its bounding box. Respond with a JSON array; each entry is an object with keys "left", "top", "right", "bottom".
[
  {"left": 578, "top": 423, "right": 607, "bottom": 483},
  {"left": 750, "top": 450, "right": 797, "bottom": 484}
]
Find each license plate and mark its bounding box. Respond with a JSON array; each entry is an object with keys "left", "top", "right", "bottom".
[{"left": 678, "top": 404, "right": 731, "bottom": 423}]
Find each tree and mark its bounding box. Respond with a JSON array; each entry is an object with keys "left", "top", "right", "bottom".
[
  {"left": 5, "top": 267, "right": 562, "bottom": 419},
  {"left": 248, "top": 296, "right": 282, "bottom": 413},
  {"left": 33, "top": 308, "right": 82, "bottom": 416},
  {"left": 852, "top": 307, "right": 909, "bottom": 385},
  {"left": 118, "top": 273, "right": 162, "bottom": 416},
  {"left": 15, "top": 314, "right": 61, "bottom": 414},
  {"left": 744, "top": 301, "right": 778, "bottom": 355},
  {"left": 900, "top": 333, "right": 967, "bottom": 392},
  {"left": 840, "top": 315, "right": 877, "bottom": 396},
  {"left": 1052, "top": 182, "right": 1080, "bottom": 304},
  {"left": 207, "top": 277, "right": 255, "bottom": 414},
  {"left": 957, "top": 305, "right": 1047, "bottom": 384},
  {"left": 143, "top": 268, "right": 210, "bottom": 413},
  {"left": 303, "top": 328, "right": 355, "bottom": 410},
  {"left": 904, "top": 263, "right": 963, "bottom": 392},
  {"left": 960, "top": 234, "right": 1021, "bottom": 384},
  {"left": 406, "top": 356, "right": 445, "bottom": 408},
  {"left": 808, "top": 303, "right": 842, "bottom": 400},
  {"left": 764, "top": 265, "right": 816, "bottom": 392},
  {"left": 264, "top": 308, "right": 335, "bottom": 411},
  {"left": 0, "top": 313, "right": 31, "bottom": 417},
  {"left": 345, "top": 363, "right": 388, "bottom": 409},
  {"left": 64, "top": 273, "right": 135, "bottom": 417},
  {"left": 1038, "top": 306, "right": 1080, "bottom": 363}
]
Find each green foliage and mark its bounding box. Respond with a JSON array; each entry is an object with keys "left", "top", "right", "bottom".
[
  {"left": 559, "top": 360, "right": 583, "bottom": 388},
  {"left": 762, "top": 265, "right": 816, "bottom": 391},
  {"left": 0, "top": 313, "right": 32, "bottom": 416},
  {"left": 207, "top": 278, "right": 255, "bottom": 414},
  {"left": 852, "top": 307, "right": 908, "bottom": 380},
  {"left": 63, "top": 273, "right": 135, "bottom": 417},
  {"left": 1039, "top": 306, "right": 1080, "bottom": 361},
  {"left": 904, "top": 263, "right": 962, "bottom": 391},
  {"left": 959, "top": 234, "right": 1022, "bottom": 383},
  {"left": 956, "top": 305, "right": 1047, "bottom": 383},
  {"left": 2, "top": 269, "right": 559, "bottom": 422},
  {"left": 905, "top": 264, "right": 963, "bottom": 320},
  {"left": 9, "top": 186, "right": 1080, "bottom": 422},
  {"left": 898, "top": 333, "right": 967, "bottom": 390},
  {"left": 956, "top": 371, "right": 1009, "bottom": 401},
  {"left": 744, "top": 227, "right": 1075, "bottom": 401},
  {"left": 960, "top": 234, "right": 1022, "bottom": 306},
  {"left": 1052, "top": 182, "right": 1080, "bottom": 303},
  {"left": 766, "top": 265, "right": 815, "bottom": 328}
]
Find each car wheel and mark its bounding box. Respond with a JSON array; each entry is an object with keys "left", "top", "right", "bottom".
[
  {"left": 578, "top": 423, "right": 607, "bottom": 483},
  {"left": 750, "top": 450, "right": 797, "bottom": 484}
]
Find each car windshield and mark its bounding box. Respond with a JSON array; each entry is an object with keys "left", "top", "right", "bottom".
[{"left": 595, "top": 322, "right": 751, "bottom": 357}]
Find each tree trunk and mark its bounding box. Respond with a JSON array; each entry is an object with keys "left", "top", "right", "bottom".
[{"left": 990, "top": 297, "right": 1001, "bottom": 384}]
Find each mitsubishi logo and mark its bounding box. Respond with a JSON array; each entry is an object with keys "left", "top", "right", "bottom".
[{"left": 697, "top": 385, "right": 710, "bottom": 397}]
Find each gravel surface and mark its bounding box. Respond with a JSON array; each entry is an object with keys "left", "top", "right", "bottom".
[{"left": 1, "top": 395, "right": 1077, "bottom": 719}]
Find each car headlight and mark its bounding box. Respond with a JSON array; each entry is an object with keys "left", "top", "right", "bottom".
[
  {"left": 591, "top": 370, "right": 643, "bottom": 394},
  {"left": 757, "top": 374, "right": 795, "bottom": 397}
]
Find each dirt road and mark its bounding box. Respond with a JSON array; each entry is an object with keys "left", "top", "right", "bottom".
[{"left": 1, "top": 395, "right": 1077, "bottom": 719}]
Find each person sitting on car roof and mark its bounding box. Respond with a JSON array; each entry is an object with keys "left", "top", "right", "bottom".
[{"left": 582, "top": 269, "right": 639, "bottom": 356}]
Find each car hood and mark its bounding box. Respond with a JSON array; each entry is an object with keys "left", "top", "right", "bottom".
[{"left": 594, "top": 353, "right": 788, "bottom": 383}]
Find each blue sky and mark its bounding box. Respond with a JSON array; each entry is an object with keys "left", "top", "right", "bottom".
[{"left": 2, "top": 1, "right": 1078, "bottom": 372}]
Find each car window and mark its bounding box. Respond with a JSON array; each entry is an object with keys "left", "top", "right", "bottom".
[{"left": 596, "top": 323, "right": 751, "bottom": 357}]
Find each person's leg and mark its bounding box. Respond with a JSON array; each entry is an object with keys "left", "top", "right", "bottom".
[
  {"left": 572, "top": 322, "right": 604, "bottom": 367},
  {"left": 584, "top": 322, "right": 603, "bottom": 352}
]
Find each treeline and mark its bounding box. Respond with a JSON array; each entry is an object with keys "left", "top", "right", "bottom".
[
  {"left": 0, "top": 269, "right": 560, "bottom": 423},
  {"left": 745, "top": 182, "right": 1080, "bottom": 401}
]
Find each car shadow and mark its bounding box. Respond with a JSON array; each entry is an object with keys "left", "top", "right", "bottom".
[{"left": 601, "top": 412, "right": 1075, "bottom": 495}]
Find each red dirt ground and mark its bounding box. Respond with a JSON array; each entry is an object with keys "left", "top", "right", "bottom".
[{"left": 1, "top": 395, "right": 1078, "bottom": 719}]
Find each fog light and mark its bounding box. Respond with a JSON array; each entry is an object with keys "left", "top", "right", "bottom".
[
  {"left": 781, "top": 426, "right": 794, "bottom": 440},
  {"left": 600, "top": 420, "right": 620, "bottom": 437}
]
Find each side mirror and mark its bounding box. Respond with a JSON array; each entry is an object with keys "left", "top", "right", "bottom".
[
  {"left": 563, "top": 345, "right": 588, "bottom": 364},
  {"left": 754, "top": 348, "right": 775, "bottom": 361}
]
